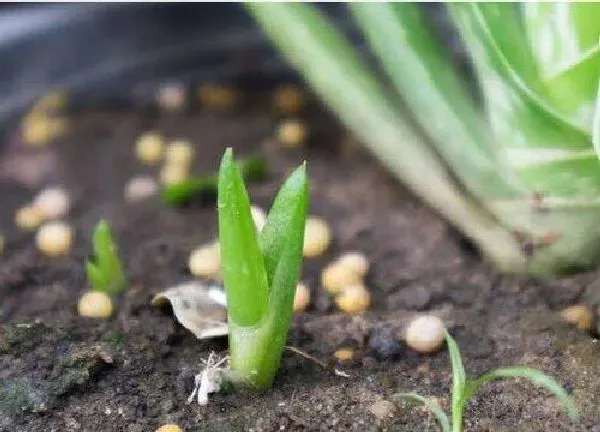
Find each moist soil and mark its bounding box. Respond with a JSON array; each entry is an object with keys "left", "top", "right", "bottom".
[{"left": 2, "top": 94, "right": 600, "bottom": 432}]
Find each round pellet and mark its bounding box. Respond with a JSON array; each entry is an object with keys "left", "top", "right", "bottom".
[
  {"left": 15, "top": 206, "right": 45, "bottom": 230},
  {"left": 189, "top": 245, "right": 221, "bottom": 279},
  {"left": 273, "top": 85, "right": 304, "bottom": 114},
  {"left": 135, "top": 132, "right": 164, "bottom": 165},
  {"left": 160, "top": 163, "right": 188, "bottom": 185},
  {"left": 404, "top": 315, "right": 446, "bottom": 354},
  {"left": 337, "top": 252, "right": 370, "bottom": 277},
  {"left": 321, "top": 262, "right": 363, "bottom": 295},
  {"left": 277, "top": 119, "right": 306, "bottom": 148},
  {"left": 335, "top": 285, "right": 371, "bottom": 314},
  {"left": 154, "top": 425, "right": 183, "bottom": 432},
  {"left": 165, "top": 140, "right": 195, "bottom": 167},
  {"left": 36, "top": 221, "right": 73, "bottom": 256},
  {"left": 303, "top": 217, "right": 331, "bottom": 258},
  {"left": 560, "top": 305, "right": 594, "bottom": 331},
  {"left": 293, "top": 282, "right": 311, "bottom": 313},
  {"left": 125, "top": 176, "right": 158, "bottom": 202},
  {"left": 78, "top": 291, "right": 113, "bottom": 318},
  {"left": 333, "top": 348, "right": 355, "bottom": 362},
  {"left": 33, "top": 186, "right": 71, "bottom": 219}
]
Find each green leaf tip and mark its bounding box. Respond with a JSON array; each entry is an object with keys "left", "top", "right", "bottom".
[{"left": 86, "top": 220, "right": 127, "bottom": 295}]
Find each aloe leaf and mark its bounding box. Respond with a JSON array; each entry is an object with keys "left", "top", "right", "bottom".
[
  {"left": 92, "top": 221, "right": 126, "bottom": 293},
  {"left": 524, "top": 3, "right": 600, "bottom": 78},
  {"left": 394, "top": 393, "right": 451, "bottom": 432},
  {"left": 218, "top": 148, "right": 269, "bottom": 326},
  {"left": 349, "top": 3, "right": 520, "bottom": 200},
  {"left": 246, "top": 2, "right": 525, "bottom": 272},
  {"left": 462, "top": 367, "right": 579, "bottom": 423},
  {"left": 593, "top": 77, "right": 600, "bottom": 159}
]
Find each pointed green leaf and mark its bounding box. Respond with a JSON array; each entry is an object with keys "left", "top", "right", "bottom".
[
  {"left": 593, "top": 76, "right": 600, "bottom": 160},
  {"left": 260, "top": 163, "right": 308, "bottom": 286},
  {"left": 445, "top": 331, "right": 466, "bottom": 420},
  {"left": 394, "top": 393, "right": 451, "bottom": 432},
  {"left": 462, "top": 367, "right": 579, "bottom": 423},
  {"left": 85, "top": 261, "right": 107, "bottom": 293},
  {"left": 92, "top": 220, "right": 126, "bottom": 294},
  {"left": 218, "top": 148, "right": 269, "bottom": 326}
]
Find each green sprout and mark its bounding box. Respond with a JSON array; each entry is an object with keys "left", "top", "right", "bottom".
[
  {"left": 161, "top": 155, "right": 268, "bottom": 206},
  {"left": 85, "top": 220, "right": 127, "bottom": 295},
  {"left": 395, "top": 332, "right": 579, "bottom": 431},
  {"left": 218, "top": 148, "right": 308, "bottom": 390}
]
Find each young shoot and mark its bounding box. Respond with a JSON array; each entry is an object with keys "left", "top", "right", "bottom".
[
  {"left": 85, "top": 220, "right": 127, "bottom": 295},
  {"left": 395, "top": 331, "right": 579, "bottom": 432},
  {"left": 161, "top": 155, "right": 267, "bottom": 206},
  {"left": 218, "top": 148, "right": 308, "bottom": 390}
]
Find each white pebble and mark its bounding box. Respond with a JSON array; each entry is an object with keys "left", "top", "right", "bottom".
[
  {"left": 251, "top": 205, "right": 267, "bottom": 232},
  {"left": 321, "top": 261, "right": 363, "bottom": 294},
  {"left": 277, "top": 119, "right": 306, "bottom": 148},
  {"left": 335, "top": 285, "right": 371, "bottom": 314},
  {"left": 189, "top": 244, "right": 221, "bottom": 279},
  {"left": 157, "top": 83, "right": 186, "bottom": 111},
  {"left": 160, "top": 163, "right": 188, "bottom": 185},
  {"left": 165, "top": 140, "right": 195, "bottom": 166},
  {"left": 135, "top": 132, "right": 164, "bottom": 165},
  {"left": 78, "top": 291, "right": 113, "bottom": 318},
  {"left": 125, "top": 176, "right": 158, "bottom": 202},
  {"left": 405, "top": 315, "right": 446, "bottom": 354},
  {"left": 15, "top": 206, "right": 45, "bottom": 230},
  {"left": 303, "top": 217, "right": 331, "bottom": 257},
  {"left": 293, "top": 282, "right": 311, "bottom": 313},
  {"left": 36, "top": 221, "right": 73, "bottom": 256},
  {"left": 33, "top": 186, "right": 71, "bottom": 219},
  {"left": 337, "top": 252, "right": 370, "bottom": 277}
]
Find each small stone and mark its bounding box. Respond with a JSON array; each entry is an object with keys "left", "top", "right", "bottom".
[
  {"left": 368, "top": 326, "right": 402, "bottom": 360},
  {"left": 33, "top": 186, "right": 71, "bottom": 219},
  {"left": 78, "top": 291, "right": 114, "bottom": 318},
  {"left": 15, "top": 205, "right": 45, "bottom": 230},
  {"left": 273, "top": 85, "right": 304, "bottom": 114},
  {"left": 293, "top": 282, "right": 311, "bottom": 313},
  {"left": 188, "top": 243, "right": 221, "bottom": 279},
  {"left": 335, "top": 285, "right": 370, "bottom": 314},
  {"left": 404, "top": 315, "right": 446, "bottom": 354},
  {"left": 368, "top": 399, "right": 397, "bottom": 420},
  {"left": 160, "top": 163, "right": 189, "bottom": 186},
  {"left": 165, "top": 140, "right": 194, "bottom": 167},
  {"left": 135, "top": 132, "right": 164, "bottom": 165},
  {"left": 125, "top": 176, "right": 158, "bottom": 202},
  {"left": 304, "top": 217, "right": 331, "bottom": 257},
  {"left": 337, "top": 252, "right": 370, "bottom": 278},
  {"left": 154, "top": 425, "right": 183, "bottom": 432},
  {"left": 560, "top": 305, "right": 594, "bottom": 331},
  {"left": 277, "top": 119, "right": 306, "bottom": 148},
  {"left": 321, "top": 263, "right": 363, "bottom": 295},
  {"left": 156, "top": 82, "right": 186, "bottom": 111},
  {"left": 36, "top": 221, "right": 73, "bottom": 256},
  {"left": 333, "top": 348, "right": 354, "bottom": 362}
]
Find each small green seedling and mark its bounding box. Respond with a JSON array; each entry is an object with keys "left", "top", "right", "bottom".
[
  {"left": 395, "top": 331, "right": 579, "bottom": 431},
  {"left": 218, "top": 148, "right": 308, "bottom": 390},
  {"left": 85, "top": 220, "right": 127, "bottom": 295},
  {"left": 161, "top": 155, "right": 267, "bottom": 206}
]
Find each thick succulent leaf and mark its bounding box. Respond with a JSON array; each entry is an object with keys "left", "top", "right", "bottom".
[
  {"left": 445, "top": 332, "right": 466, "bottom": 419},
  {"left": 394, "top": 393, "right": 450, "bottom": 432},
  {"left": 462, "top": 367, "right": 579, "bottom": 423},
  {"left": 524, "top": 3, "right": 600, "bottom": 78},
  {"left": 92, "top": 220, "right": 126, "bottom": 293},
  {"left": 448, "top": 3, "right": 600, "bottom": 199},
  {"left": 218, "top": 148, "right": 269, "bottom": 326},
  {"left": 260, "top": 163, "right": 308, "bottom": 287},
  {"left": 349, "top": 3, "right": 520, "bottom": 200},
  {"left": 593, "top": 78, "right": 600, "bottom": 159}
]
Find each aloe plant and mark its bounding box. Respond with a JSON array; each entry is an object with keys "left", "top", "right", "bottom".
[
  {"left": 396, "top": 332, "right": 578, "bottom": 431},
  {"left": 247, "top": 3, "right": 600, "bottom": 276},
  {"left": 218, "top": 148, "right": 308, "bottom": 390},
  {"left": 85, "top": 220, "right": 127, "bottom": 295}
]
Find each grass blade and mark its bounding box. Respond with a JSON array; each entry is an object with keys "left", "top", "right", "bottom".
[
  {"left": 593, "top": 74, "right": 600, "bottom": 160},
  {"left": 218, "top": 148, "right": 269, "bottom": 326},
  {"left": 92, "top": 221, "right": 126, "bottom": 294},
  {"left": 394, "top": 393, "right": 451, "bottom": 432},
  {"left": 462, "top": 367, "right": 579, "bottom": 423},
  {"left": 260, "top": 163, "right": 308, "bottom": 287},
  {"left": 444, "top": 331, "right": 466, "bottom": 426}
]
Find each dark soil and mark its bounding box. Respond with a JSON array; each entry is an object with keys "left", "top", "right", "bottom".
[{"left": 2, "top": 94, "right": 600, "bottom": 432}]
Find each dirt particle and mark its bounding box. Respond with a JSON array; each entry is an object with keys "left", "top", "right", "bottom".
[
  {"left": 368, "top": 399, "right": 397, "bottom": 420},
  {"left": 368, "top": 326, "right": 402, "bottom": 361},
  {"left": 388, "top": 285, "right": 432, "bottom": 311}
]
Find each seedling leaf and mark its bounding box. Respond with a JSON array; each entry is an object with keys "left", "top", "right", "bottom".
[
  {"left": 259, "top": 163, "right": 308, "bottom": 287},
  {"left": 445, "top": 331, "right": 466, "bottom": 420},
  {"left": 86, "top": 220, "right": 127, "bottom": 295},
  {"left": 462, "top": 367, "right": 579, "bottom": 423},
  {"left": 218, "top": 148, "right": 269, "bottom": 327},
  {"left": 394, "top": 393, "right": 451, "bottom": 432}
]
